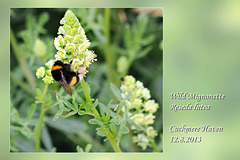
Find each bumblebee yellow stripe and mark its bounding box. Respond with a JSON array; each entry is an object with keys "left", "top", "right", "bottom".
[
  {"left": 69, "top": 76, "right": 77, "bottom": 87},
  {"left": 51, "top": 65, "right": 63, "bottom": 71}
]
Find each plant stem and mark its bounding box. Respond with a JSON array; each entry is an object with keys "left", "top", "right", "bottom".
[
  {"left": 34, "top": 83, "right": 48, "bottom": 152},
  {"left": 149, "top": 139, "right": 160, "bottom": 152},
  {"left": 80, "top": 78, "right": 122, "bottom": 152},
  {"left": 80, "top": 79, "right": 92, "bottom": 105},
  {"left": 103, "top": 8, "right": 116, "bottom": 84},
  {"left": 10, "top": 28, "right": 36, "bottom": 87}
]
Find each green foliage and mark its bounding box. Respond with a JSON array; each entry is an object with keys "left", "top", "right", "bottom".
[
  {"left": 76, "top": 144, "right": 92, "bottom": 152},
  {"left": 110, "top": 83, "right": 122, "bottom": 101},
  {"left": 10, "top": 8, "right": 163, "bottom": 152}
]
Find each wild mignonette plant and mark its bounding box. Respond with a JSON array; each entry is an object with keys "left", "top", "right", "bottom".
[
  {"left": 35, "top": 10, "right": 127, "bottom": 152},
  {"left": 10, "top": 8, "right": 162, "bottom": 152},
  {"left": 120, "top": 75, "right": 159, "bottom": 151}
]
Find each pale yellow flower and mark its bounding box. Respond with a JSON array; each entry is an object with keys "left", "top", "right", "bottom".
[
  {"left": 36, "top": 67, "right": 45, "bottom": 78},
  {"left": 36, "top": 10, "right": 97, "bottom": 83},
  {"left": 120, "top": 75, "right": 159, "bottom": 150}
]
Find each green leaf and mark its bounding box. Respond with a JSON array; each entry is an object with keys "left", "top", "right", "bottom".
[
  {"left": 78, "top": 110, "right": 88, "bottom": 116},
  {"left": 123, "top": 105, "right": 128, "bottom": 120},
  {"left": 109, "top": 123, "right": 117, "bottom": 135},
  {"left": 136, "top": 14, "right": 149, "bottom": 35},
  {"left": 38, "top": 12, "right": 49, "bottom": 26},
  {"left": 10, "top": 105, "right": 24, "bottom": 125},
  {"left": 88, "top": 118, "right": 98, "bottom": 125},
  {"left": 115, "top": 101, "right": 125, "bottom": 115},
  {"left": 46, "top": 118, "right": 87, "bottom": 134},
  {"left": 49, "top": 101, "right": 60, "bottom": 109},
  {"left": 112, "top": 44, "right": 127, "bottom": 55},
  {"left": 85, "top": 144, "right": 92, "bottom": 152},
  {"left": 99, "top": 103, "right": 110, "bottom": 121},
  {"left": 112, "top": 115, "right": 122, "bottom": 125},
  {"left": 128, "top": 105, "right": 143, "bottom": 119},
  {"left": 95, "top": 118, "right": 104, "bottom": 126},
  {"left": 116, "top": 122, "right": 129, "bottom": 140},
  {"left": 41, "top": 125, "right": 53, "bottom": 151},
  {"left": 123, "top": 92, "right": 131, "bottom": 100},
  {"left": 127, "top": 118, "right": 143, "bottom": 131},
  {"left": 141, "top": 34, "right": 155, "bottom": 46},
  {"left": 53, "top": 103, "right": 66, "bottom": 121},
  {"left": 72, "top": 100, "right": 78, "bottom": 109},
  {"left": 96, "top": 127, "right": 106, "bottom": 137},
  {"left": 135, "top": 46, "right": 152, "bottom": 59},
  {"left": 45, "top": 93, "right": 53, "bottom": 105},
  {"left": 10, "top": 145, "right": 20, "bottom": 152},
  {"left": 99, "top": 103, "right": 107, "bottom": 110},
  {"left": 100, "top": 108, "right": 106, "bottom": 120},
  {"left": 119, "top": 126, "right": 129, "bottom": 134},
  {"left": 26, "top": 104, "right": 37, "bottom": 122},
  {"left": 110, "top": 83, "right": 122, "bottom": 101},
  {"left": 26, "top": 15, "right": 33, "bottom": 32},
  {"left": 11, "top": 126, "right": 22, "bottom": 132},
  {"left": 11, "top": 133, "right": 35, "bottom": 152},
  {"left": 10, "top": 132, "right": 19, "bottom": 144},
  {"left": 76, "top": 145, "right": 84, "bottom": 152},
  {"left": 85, "top": 102, "right": 93, "bottom": 113},
  {"left": 58, "top": 110, "right": 78, "bottom": 118},
  {"left": 37, "top": 13, "right": 49, "bottom": 34},
  {"left": 35, "top": 90, "right": 43, "bottom": 103},
  {"left": 75, "top": 93, "right": 85, "bottom": 105},
  {"left": 106, "top": 100, "right": 112, "bottom": 119},
  {"left": 60, "top": 97, "right": 77, "bottom": 111},
  {"left": 91, "top": 99, "right": 99, "bottom": 110},
  {"left": 36, "top": 88, "right": 42, "bottom": 98},
  {"left": 20, "top": 127, "right": 31, "bottom": 139}
]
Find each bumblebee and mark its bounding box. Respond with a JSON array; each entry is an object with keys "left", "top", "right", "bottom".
[{"left": 51, "top": 60, "right": 86, "bottom": 96}]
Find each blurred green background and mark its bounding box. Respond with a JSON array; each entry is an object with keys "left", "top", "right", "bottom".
[{"left": 1, "top": 0, "right": 240, "bottom": 159}]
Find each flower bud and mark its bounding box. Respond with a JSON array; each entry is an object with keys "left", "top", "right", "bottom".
[
  {"left": 133, "top": 98, "right": 142, "bottom": 108},
  {"left": 144, "top": 100, "right": 158, "bottom": 113},
  {"left": 142, "top": 88, "right": 151, "bottom": 100},
  {"left": 146, "top": 126, "right": 157, "bottom": 138},
  {"left": 136, "top": 81, "right": 143, "bottom": 88},
  {"left": 33, "top": 39, "right": 46, "bottom": 57},
  {"left": 117, "top": 56, "right": 128, "bottom": 74},
  {"left": 144, "top": 113, "right": 155, "bottom": 125},
  {"left": 36, "top": 67, "right": 45, "bottom": 78},
  {"left": 45, "top": 59, "right": 54, "bottom": 69},
  {"left": 42, "top": 75, "right": 53, "bottom": 84}
]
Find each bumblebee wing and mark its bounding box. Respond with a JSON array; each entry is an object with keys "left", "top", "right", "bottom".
[{"left": 59, "top": 70, "right": 73, "bottom": 96}]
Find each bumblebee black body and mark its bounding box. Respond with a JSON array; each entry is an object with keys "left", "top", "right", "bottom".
[{"left": 51, "top": 60, "right": 80, "bottom": 95}]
